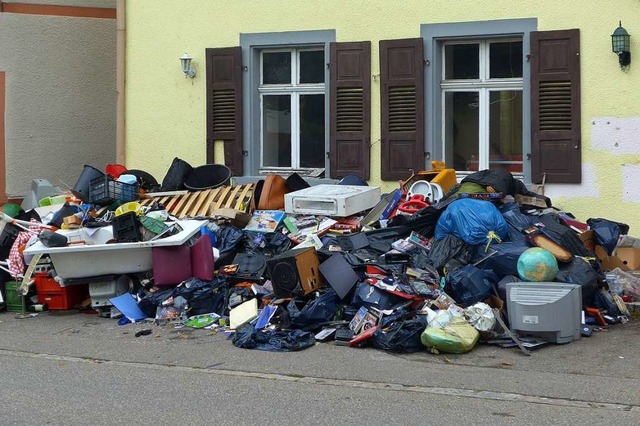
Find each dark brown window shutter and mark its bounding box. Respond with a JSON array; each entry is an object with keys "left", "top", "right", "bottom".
[
  {"left": 205, "top": 46, "right": 243, "bottom": 176},
  {"left": 380, "top": 38, "right": 425, "bottom": 181},
  {"left": 531, "top": 29, "right": 581, "bottom": 184},
  {"left": 329, "top": 41, "right": 371, "bottom": 180}
]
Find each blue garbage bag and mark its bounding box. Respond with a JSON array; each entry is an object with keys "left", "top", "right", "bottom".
[
  {"left": 500, "top": 202, "right": 534, "bottom": 243},
  {"left": 435, "top": 198, "right": 508, "bottom": 246}
]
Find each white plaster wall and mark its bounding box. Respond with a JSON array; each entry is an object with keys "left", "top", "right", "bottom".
[
  {"left": 622, "top": 164, "right": 640, "bottom": 203},
  {"left": 0, "top": 11, "right": 116, "bottom": 196},
  {"left": 591, "top": 117, "right": 640, "bottom": 155},
  {"left": 543, "top": 163, "right": 600, "bottom": 199}
]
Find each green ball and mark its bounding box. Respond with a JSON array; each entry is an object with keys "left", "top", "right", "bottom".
[{"left": 517, "top": 247, "right": 559, "bottom": 282}]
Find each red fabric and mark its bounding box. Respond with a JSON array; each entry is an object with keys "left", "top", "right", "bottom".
[{"left": 8, "top": 220, "right": 40, "bottom": 279}]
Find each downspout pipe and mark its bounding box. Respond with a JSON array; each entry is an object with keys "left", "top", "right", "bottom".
[{"left": 116, "top": 0, "right": 125, "bottom": 164}]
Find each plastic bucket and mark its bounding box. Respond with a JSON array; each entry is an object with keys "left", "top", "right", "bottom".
[
  {"left": 72, "top": 165, "right": 105, "bottom": 202},
  {"left": 114, "top": 201, "right": 143, "bottom": 217},
  {"left": 183, "top": 164, "right": 232, "bottom": 191}
]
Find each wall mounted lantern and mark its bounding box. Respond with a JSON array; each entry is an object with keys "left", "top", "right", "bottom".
[
  {"left": 611, "top": 21, "right": 631, "bottom": 68},
  {"left": 180, "top": 53, "right": 196, "bottom": 78}
]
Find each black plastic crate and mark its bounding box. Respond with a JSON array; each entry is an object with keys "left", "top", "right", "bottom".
[
  {"left": 0, "top": 222, "right": 21, "bottom": 260},
  {"left": 89, "top": 176, "right": 138, "bottom": 206},
  {"left": 112, "top": 212, "right": 142, "bottom": 242}
]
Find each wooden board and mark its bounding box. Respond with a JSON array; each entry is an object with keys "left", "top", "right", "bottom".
[
  {"left": 136, "top": 184, "right": 253, "bottom": 219},
  {"left": 213, "top": 186, "right": 232, "bottom": 210},
  {"left": 234, "top": 184, "right": 252, "bottom": 210},
  {"left": 176, "top": 191, "right": 202, "bottom": 217}
]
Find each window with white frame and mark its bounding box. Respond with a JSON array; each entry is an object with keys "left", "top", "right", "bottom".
[
  {"left": 259, "top": 48, "right": 325, "bottom": 171},
  {"left": 441, "top": 39, "right": 523, "bottom": 175}
]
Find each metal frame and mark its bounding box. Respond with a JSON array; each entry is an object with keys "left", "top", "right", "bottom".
[
  {"left": 258, "top": 48, "right": 325, "bottom": 170},
  {"left": 440, "top": 38, "right": 524, "bottom": 173},
  {"left": 421, "top": 19, "right": 537, "bottom": 182}
]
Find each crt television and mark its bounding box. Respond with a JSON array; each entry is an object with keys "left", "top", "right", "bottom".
[{"left": 506, "top": 283, "right": 582, "bottom": 344}]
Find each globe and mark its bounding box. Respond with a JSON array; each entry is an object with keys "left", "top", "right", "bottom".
[{"left": 517, "top": 248, "right": 559, "bottom": 282}]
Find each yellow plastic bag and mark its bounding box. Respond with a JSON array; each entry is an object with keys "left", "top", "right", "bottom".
[{"left": 421, "top": 317, "right": 479, "bottom": 354}]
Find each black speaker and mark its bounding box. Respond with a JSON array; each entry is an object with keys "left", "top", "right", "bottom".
[{"left": 266, "top": 247, "right": 322, "bottom": 299}]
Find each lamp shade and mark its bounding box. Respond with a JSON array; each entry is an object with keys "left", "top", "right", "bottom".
[
  {"left": 180, "top": 53, "right": 193, "bottom": 74},
  {"left": 611, "top": 22, "right": 630, "bottom": 53}
]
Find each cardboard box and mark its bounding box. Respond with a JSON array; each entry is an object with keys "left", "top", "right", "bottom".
[
  {"left": 578, "top": 230, "right": 596, "bottom": 252},
  {"left": 514, "top": 194, "right": 547, "bottom": 208},
  {"left": 211, "top": 208, "right": 251, "bottom": 228},
  {"left": 596, "top": 245, "right": 640, "bottom": 271},
  {"left": 63, "top": 215, "right": 82, "bottom": 227}
]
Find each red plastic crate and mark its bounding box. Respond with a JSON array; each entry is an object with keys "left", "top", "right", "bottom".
[
  {"left": 35, "top": 275, "right": 88, "bottom": 310},
  {"left": 34, "top": 273, "right": 62, "bottom": 293}
]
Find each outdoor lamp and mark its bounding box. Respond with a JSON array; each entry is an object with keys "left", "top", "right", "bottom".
[
  {"left": 180, "top": 53, "right": 196, "bottom": 78},
  {"left": 611, "top": 22, "right": 631, "bottom": 68}
]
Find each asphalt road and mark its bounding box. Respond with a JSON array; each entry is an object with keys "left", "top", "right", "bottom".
[{"left": 0, "top": 312, "right": 639, "bottom": 425}]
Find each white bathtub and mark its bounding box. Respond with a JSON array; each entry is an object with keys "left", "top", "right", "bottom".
[{"left": 23, "top": 220, "right": 206, "bottom": 279}]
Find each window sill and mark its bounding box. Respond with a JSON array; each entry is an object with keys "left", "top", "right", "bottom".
[{"left": 232, "top": 175, "right": 339, "bottom": 187}]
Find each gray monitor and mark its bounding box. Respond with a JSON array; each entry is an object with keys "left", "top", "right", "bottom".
[{"left": 506, "top": 282, "right": 582, "bottom": 344}]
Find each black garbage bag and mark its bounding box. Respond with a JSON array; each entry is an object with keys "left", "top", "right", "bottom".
[
  {"left": 473, "top": 240, "right": 530, "bottom": 278},
  {"left": 587, "top": 218, "right": 629, "bottom": 255},
  {"left": 243, "top": 231, "right": 292, "bottom": 257},
  {"left": 215, "top": 225, "right": 244, "bottom": 268},
  {"left": 288, "top": 290, "right": 339, "bottom": 329},
  {"left": 386, "top": 205, "right": 444, "bottom": 239},
  {"left": 445, "top": 264, "right": 497, "bottom": 308},
  {"left": 555, "top": 257, "right": 602, "bottom": 307},
  {"left": 364, "top": 229, "right": 404, "bottom": 253},
  {"left": 428, "top": 234, "right": 474, "bottom": 275},
  {"left": 174, "top": 277, "right": 228, "bottom": 316},
  {"left": 138, "top": 287, "right": 175, "bottom": 318},
  {"left": 537, "top": 214, "right": 591, "bottom": 257},
  {"left": 161, "top": 157, "right": 193, "bottom": 191},
  {"left": 216, "top": 226, "right": 243, "bottom": 254},
  {"left": 461, "top": 170, "right": 551, "bottom": 205},
  {"left": 409, "top": 247, "right": 432, "bottom": 270},
  {"left": 232, "top": 323, "right": 316, "bottom": 352},
  {"left": 372, "top": 311, "right": 428, "bottom": 353},
  {"left": 343, "top": 248, "right": 384, "bottom": 267}
]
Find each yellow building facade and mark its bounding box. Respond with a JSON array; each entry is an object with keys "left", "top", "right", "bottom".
[{"left": 124, "top": 0, "right": 640, "bottom": 231}]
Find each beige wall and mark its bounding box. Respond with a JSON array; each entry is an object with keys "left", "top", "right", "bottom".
[{"left": 124, "top": 0, "right": 640, "bottom": 231}]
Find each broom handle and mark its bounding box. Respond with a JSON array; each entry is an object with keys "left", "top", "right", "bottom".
[{"left": 0, "top": 212, "right": 55, "bottom": 231}]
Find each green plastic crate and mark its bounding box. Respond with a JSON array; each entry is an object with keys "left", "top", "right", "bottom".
[{"left": 4, "top": 281, "right": 24, "bottom": 312}]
